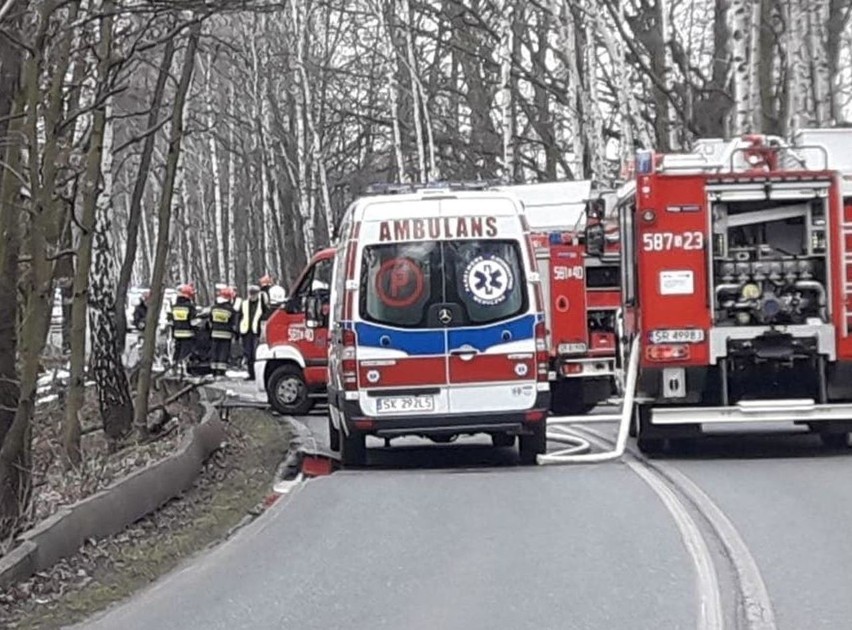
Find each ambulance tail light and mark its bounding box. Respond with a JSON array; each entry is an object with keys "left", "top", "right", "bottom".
[
  {"left": 645, "top": 344, "right": 690, "bottom": 362},
  {"left": 342, "top": 329, "right": 358, "bottom": 391},
  {"left": 535, "top": 322, "right": 549, "bottom": 381}
]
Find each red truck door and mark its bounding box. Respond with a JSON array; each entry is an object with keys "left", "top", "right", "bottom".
[{"left": 548, "top": 244, "right": 588, "bottom": 359}]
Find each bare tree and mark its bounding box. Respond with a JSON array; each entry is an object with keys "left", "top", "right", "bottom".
[{"left": 134, "top": 21, "right": 202, "bottom": 434}]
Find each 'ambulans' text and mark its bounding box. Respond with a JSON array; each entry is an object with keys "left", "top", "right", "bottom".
[{"left": 378, "top": 216, "right": 498, "bottom": 242}]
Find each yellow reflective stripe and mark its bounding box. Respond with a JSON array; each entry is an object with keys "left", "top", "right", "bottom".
[
  {"left": 211, "top": 308, "right": 231, "bottom": 324},
  {"left": 172, "top": 307, "right": 190, "bottom": 321}
]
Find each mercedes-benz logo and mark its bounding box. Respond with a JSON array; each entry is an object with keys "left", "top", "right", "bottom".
[{"left": 438, "top": 308, "right": 453, "bottom": 325}]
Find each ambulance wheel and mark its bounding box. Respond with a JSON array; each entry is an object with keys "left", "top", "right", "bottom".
[
  {"left": 819, "top": 432, "right": 849, "bottom": 450},
  {"left": 519, "top": 423, "right": 546, "bottom": 465},
  {"left": 491, "top": 433, "right": 516, "bottom": 448},
  {"left": 340, "top": 430, "right": 367, "bottom": 467},
  {"left": 328, "top": 416, "right": 340, "bottom": 452},
  {"left": 268, "top": 365, "right": 313, "bottom": 416}
]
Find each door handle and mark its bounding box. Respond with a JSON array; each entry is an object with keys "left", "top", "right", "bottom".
[{"left": 450, "top": 348, "right": 479, "bottom": 356}]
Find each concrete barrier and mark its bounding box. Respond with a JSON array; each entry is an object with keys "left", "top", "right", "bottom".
[{"left": 0, "top": 389, "right": 225, "bottom": 590}]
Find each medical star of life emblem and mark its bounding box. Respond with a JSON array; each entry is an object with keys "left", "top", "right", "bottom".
[{"left": 463, "top": 255, "right": 514, "bottom": 306}]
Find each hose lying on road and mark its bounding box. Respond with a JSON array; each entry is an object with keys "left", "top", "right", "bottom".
[{"left": 537, "top": 337, "right": 639, "bottom": 465}]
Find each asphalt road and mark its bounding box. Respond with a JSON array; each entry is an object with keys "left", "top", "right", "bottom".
[{"left": 80, "top": 387, "right": 852, "bottom": 630}]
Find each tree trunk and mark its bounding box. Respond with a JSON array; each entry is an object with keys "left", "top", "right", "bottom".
[
  {"left": 498, "top": 0, "right": 514, "bottom": 182},
  {"left": 0, "top": 12, "right": 24, "bottom": 452},
  {"left": 89, "top": 95, "right": 133, "bottom": 443},
  {"left": 2, "top": 2, "right": 78, "bottom": 535},
  {"left": 115, "top": 36, "right": 176, "bottom": 351},
  {"left": 134, "top": 21, "right": 201, "bottom": 434}
]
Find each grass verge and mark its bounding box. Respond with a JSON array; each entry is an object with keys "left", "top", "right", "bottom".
[{"left": 1, "top": 409, "right": 292, "bottom": 630}]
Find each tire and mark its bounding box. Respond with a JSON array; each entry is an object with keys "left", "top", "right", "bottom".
[
  {"left": 550, "top": 380, "right": 584, "bottom": 416},
  {"left": 634, "top": 403, "right": 663, "bottom": 456},
  {"left": 519, "top": 422, "right": 546, "bottom": 465},
  {"left": 328, "top": 415, "right": 340, "bottom": 452},
  {"left": 637, "top": 437, "right": 665, "bottom": 456},
  {"left": 340, "top": 429, "right": 367, "bottom": 467},
  {"left": 267, "top": 365, "right": 313, "bottom": 415},
  {"left": 491, "top": 433, "right": 516, "bottom": 448},
  {"left": 820, "top": 432, "right": 849, "bottom": 450}
]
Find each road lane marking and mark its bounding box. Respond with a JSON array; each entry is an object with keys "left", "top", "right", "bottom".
[
  {"left": 577, "top": 425, "right": 778, "bottom": 630},
  {"left": 652, "top": 463, "right": 777, "bottom": 630},
  {"left": 577, "top": 429, "right": 723, "bottom": 630}
]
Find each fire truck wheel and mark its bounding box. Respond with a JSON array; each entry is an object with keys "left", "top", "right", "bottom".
[
  {"left": 328, "top": 416, "right": 341, "bottom": 451},
  {"left": 819, "top": 432, "right": 850, "bottom": 450},
  {"left": 340, "top": 430, "right": 367, "bottom": 467},
  {"left": 519, "top": 423, "right": 546, "bottom": 465},
  {"left": 491, "top": 433, "right": 516, "bottom": 448},
  {"left": 636, "top": 437, "right": 665, "bottom": 456},
  {"left": 268, "top": 365, "right": 313, "bottom": 416}
]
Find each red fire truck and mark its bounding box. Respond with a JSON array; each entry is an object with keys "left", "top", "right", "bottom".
[
  {"left": 504, "top": 182, "right": 624, "bottom": 415},
  {"left": 617, "top": 133, "right": 852, "bottom": 453},
  {"left": 256, "top": 248, "right": 335, "bottom": 415}
]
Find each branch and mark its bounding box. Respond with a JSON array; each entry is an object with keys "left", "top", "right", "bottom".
[
  {"left": 0, "top": 0, "right": 17, "bottom": 23},
  {"left": 18, "top": 248, "right": 77, "bottom": 264}
]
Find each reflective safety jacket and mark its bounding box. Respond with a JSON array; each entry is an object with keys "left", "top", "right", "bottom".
[
  {"left": 169, "top": 297, "right": 196, "bottom": 339},
  {"left": 210, "top": 300, "right": 237, "bottom": 340},
  {"left": 240, "top": 297, "right": 263, "bottom": 336}
]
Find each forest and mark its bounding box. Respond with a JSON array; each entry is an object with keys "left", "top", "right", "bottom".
[{"left": 0, "top": 0, "right": 850, "bottom": 537}]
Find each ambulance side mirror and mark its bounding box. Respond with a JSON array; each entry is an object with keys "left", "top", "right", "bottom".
[
  {"left": 305, "top": 296, "right": 322, "bottom": 329},
  {"left": 585, "top": 223, "right": 605, "bottom": 257}
]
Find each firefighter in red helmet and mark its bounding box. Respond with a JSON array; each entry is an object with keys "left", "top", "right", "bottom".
[
  {"left": 209, "top": 286, "right": 237, "bottom": 377},
  {"left": 168, "top": 283, "right": 197, "bottom": 375}
]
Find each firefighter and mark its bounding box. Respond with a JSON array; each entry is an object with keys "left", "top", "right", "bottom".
[
  {"left": 132, "top": 290, "right": 150, "bottom": 331},
  {"left": 168, "top": 283, "right": 197, "bottom": 375},
  {"left": 240, "top": 284, "right": 264, "bottom": 381},
  {"left": 209, "top": 286, "right": 237, "bottom": 377},
  {"left": 259, "top": 274, "right": 274, "bottom": 318}
]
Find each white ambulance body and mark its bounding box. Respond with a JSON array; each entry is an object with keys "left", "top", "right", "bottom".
[{"left": 324, "top": 187, "right": 550, "bottom": 466}]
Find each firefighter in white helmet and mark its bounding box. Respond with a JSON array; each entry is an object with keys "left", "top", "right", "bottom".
[{"left": 239, "top": 284, "right": 264, "bottom": 381}]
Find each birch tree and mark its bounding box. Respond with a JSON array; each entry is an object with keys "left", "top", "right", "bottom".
[{"left": 65, "top": 2, "right": 115, "bottom": 465}]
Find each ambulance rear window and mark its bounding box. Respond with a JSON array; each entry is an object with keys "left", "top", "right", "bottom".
[{"left": 359, "top": 240, "right": 527, "bottom": 328}]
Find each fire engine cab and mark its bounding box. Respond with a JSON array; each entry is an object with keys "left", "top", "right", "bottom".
[
  {"left": 503, "top": 182, "right": 624, "bottom": 415},
  {"left": 256, "top": 248, "right": 335, "bottom": 415},
  {"left": 622, "top": 133, "right": 852, "bottom": 453}
]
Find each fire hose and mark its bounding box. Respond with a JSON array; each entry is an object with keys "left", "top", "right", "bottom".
[{"left": 537, "top": 336, "right": 640, "bottom": 464}]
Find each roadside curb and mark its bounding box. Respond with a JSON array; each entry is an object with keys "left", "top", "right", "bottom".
[{"left": 0, "top": 388, "right": 226, "bottom": 590}]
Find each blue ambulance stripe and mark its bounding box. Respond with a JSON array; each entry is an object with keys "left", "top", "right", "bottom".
[
  {"left": 447, "top": 314, "right": 536, "bottom": 352},
  {"left": 352, "top": 313, "right": 538, "bottom": 356},
  {"left": 353, "top": 322, "right": 445, "bottom": 355}
]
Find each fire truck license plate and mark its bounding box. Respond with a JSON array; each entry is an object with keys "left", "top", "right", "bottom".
[
  {"left": 376, "top": 396, "right": 435, "bottom": 414},
  {"left": 650, "top": 329, "right": 705, "bottom": 344}
]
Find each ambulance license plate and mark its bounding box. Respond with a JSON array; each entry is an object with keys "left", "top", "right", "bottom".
[
  {"left": 649, "top": 329, "right": 705, "bottom": 344},
  {"left": 376, "top": 396, "right": 435, "bottom": 414}
]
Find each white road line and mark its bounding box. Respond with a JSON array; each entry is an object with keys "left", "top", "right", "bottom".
[
  {"left": 576, "top": 429, "right": 723, "bottom": 630},
  {"left": 652, "top": 463, "right": 777, "bottom": 630},
  {"left": 576, "top": 425, "right": 777, "bottom": 630}
]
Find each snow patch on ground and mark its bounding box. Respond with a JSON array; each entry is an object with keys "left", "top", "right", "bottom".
[{"left": 37, "top": 395, "right": 59, "bottom": 406}]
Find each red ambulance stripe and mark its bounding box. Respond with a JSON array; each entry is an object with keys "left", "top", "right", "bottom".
[
  {"left": 448, "top": 354, "right": 535, "bottom": 384},
  {"left": 358, "top": 357, "right": 446, "bottom": 388}
]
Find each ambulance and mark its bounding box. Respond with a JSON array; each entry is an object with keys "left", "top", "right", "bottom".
[{"left": 320, "top": 184, "right": 550, "bottom": 466}]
